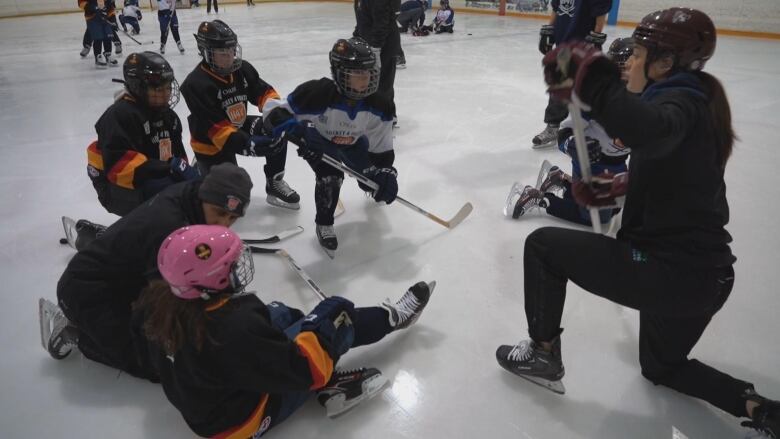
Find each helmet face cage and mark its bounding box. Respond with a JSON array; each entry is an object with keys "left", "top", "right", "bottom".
[
  {"left": 202, "top": 43, "right": 243, "bottom": 76},
  {"left": 124, "top": 55, "right": 179, "bottom": 111},
  {"left": 176, "top": 244, "right": 254, "bottom": 298},
  {"left": 334, "top": 66, "right": 380, "bottom": 100},
  {"left": 607, "top": 38, "right": 634, "bottom": 70}
]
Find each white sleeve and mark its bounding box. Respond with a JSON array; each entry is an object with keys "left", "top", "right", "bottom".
[{"left": 365, "top": 117, "right": 393, "bottom": 154}]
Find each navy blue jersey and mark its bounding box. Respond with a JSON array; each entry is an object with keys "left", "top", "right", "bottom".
[{"left": 551, "top": 0, "right": 612, "bottom": 44}]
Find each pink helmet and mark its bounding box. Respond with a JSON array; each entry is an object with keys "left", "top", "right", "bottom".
[{"left": 157, "top": 225, "right": 254, "bottom": 299}]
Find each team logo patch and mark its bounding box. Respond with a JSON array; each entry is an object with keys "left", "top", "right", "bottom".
[
  {"left": 87, "top": 165, "right": 100, "bottom": 178},
  {"left": 258, "top": 416, "right": 272, "bottom": 436},
  {"left": 226, "top": 195, "right": 241, "bottom": 212},
  {"left": 158, "top": 138, "right": 172, "bottom": 160},
  {"left": 331, "top": 135, "right": 355, "bottom": 145},
  {"left": 226, "top": 102, "right": 247, "bottom": 126},
  {"left": 195, "top": 243, "right": 212, "bottom": 260}
]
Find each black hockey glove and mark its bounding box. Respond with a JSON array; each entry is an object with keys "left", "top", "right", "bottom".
[
  {"left": 585, "top": 31, "right": 607, "bottom": 50},
  {"left": 369, "top": 167, "right": 398, "bottom": 204},
  {"left": 244, "top": 135, "right": 285, "bottom": 157},
  {"left": 564, "top": 134, "right": 602, "bottom": 163},
  {"left": 300, "top": 296, "right": 356, "bottom": 360},
  {"left": 169, "top": 157, "right": 201, "bottom": 182},
  {"left": 539, "top": 25, "right": 555, "bottom": 55},
  {"left": 296, "top": 146, "right": 322, "bottom": 162}
]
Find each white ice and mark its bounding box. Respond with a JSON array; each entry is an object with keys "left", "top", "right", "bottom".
[{"left": 1, "top": 3, "right": 779, "bottom": 438}]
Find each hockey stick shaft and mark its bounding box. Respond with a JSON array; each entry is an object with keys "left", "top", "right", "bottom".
[
  {"left": 121, "top": 29, "right": 143, "bottom": 45},
  {"left": 242, "top": 226, "right": 303, "bottom": 244},
  {"left": 319, "top": 154, "right": 472, "bottom": 229},
  {"left": 247, "top": 246, "right": 328, "bottom": 300},
  {"left": 568, "top": 99, "right": 603, "bottom": 234}
]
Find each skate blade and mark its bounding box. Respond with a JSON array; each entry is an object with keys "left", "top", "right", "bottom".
[
  {"left": 326, "top": 374, "right": 389, "bottom": 418},
  {"left": 321, "top": 246, "right": 335, "bottom": 259},
  {"left": 61, "top": 216, "right": 77, "bottom": 249},
  {"left": 38, "top": 298, "right": 54, "bottom": 350},
  {"left": 517, "top": 374, "right": 566, "bottom": 394},
  {"left": 531, "top": 140, "right": 556, "bottom": 150},
  {"left": 265, "top": 195, "right": 300, "bottom": 210},
  {"left": 503, "top": 182, "right": 524, "bottom": 218}
]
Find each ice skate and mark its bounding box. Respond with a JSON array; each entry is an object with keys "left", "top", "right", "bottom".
[
  {"left": 265, "top": 172, "right": 300, "bottom": 210},
  {"left": 80, "top": 45, "right": 91, "bottom": 58},
  {"left": 316, "top": 224, "right": 337, "bottom": 259},
  {"left": 316, "top": 367, "right": 388, "bottom": 418},
  {"left": 114, "top": 41, "right": 122, "bottom": 56},
  {"left": 61, "top": 217, "right": 107, "bottom": 251},
  {"left": 38, "top": 298, "right": 79, "bottom": 360},
  {"left": 104, "top": 52, "right": 118, "bottom": 67},
  {"left": 382, "top": 281, "right": 435, "bottom": 330},
  {"left": 177, "top": 41, "right": 185, "bottom": 54},
  {"left": 159, "top": 43, "right": 165, "bottom": 54},
  {"left": 496, "top": 337, "right": 565, "bottom": 394},
  {"left": 539, "top": 165, "right": 566, "bottom": 194},
  {"left": 396, "top": 55, "right": 406, "bottom": 70},
  {"left": 531, "top": 124, "right": 559, "bottom": 149},
  {"left": 742, "top": 389, "right": 779, "bottom": 438},
  {"left": 504, "top": 185, "right": 546, "bottom": 219},
  {"left": 95, "top": 53, "right": 108, "bottom": 68}
]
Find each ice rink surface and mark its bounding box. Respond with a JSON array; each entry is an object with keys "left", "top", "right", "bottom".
[{"left": 1, "top": 3, "right": 779, "bottom": 438}]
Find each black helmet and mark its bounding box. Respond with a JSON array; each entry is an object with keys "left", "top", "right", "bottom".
[
  {"left": 194, "top": 20, "right": 242, "bottom": 75},
  {"left": 329, "top": 38, "right": 379, "bottom": 100},
  {"left": 122, "top": 51, "right": 179, "bottom": 110},
  {"left": 606, "top": 37, "right": 634, "bottom": 69},
  {"left": 633, "top": 8, "right": 716, "bottom": 71}
]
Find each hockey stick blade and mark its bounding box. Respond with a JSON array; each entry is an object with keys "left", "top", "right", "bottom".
[
  {"left": 444, "top": 202, "right": 473, "bottom": 228},
  {"left": 61, "top": 216, "right": 77, "bottom": 249},
  {"left": 243, "top": 226, "right": 304, "bottom": 244},
  {"left": 247, "top": 245, "right": 280, "bottom": 254}
]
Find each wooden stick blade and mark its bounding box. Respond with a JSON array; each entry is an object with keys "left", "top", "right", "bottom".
[{"left": 445, "top": 202, "right": 473, "bottom": 229}]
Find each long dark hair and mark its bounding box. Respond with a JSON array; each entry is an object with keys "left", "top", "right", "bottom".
[
  {"left": 695, "top": 71, "right": 736, "bottom": 168},
  {"left": 133, "top": 280, "right": 230, "bottom": 355}
]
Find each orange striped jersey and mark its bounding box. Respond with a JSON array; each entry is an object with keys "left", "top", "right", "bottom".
[
  {"left": 136, "top": 294, "right": 334, "bottom": 438},
  {"left": 79, "top": 0, "right": 115, "bottom": 20},
  {"left": 180, "top": 60, "right": 280, "bottom": 165},
  {"left": 91, "top": 95, "right": 187, "bottom": 190}
]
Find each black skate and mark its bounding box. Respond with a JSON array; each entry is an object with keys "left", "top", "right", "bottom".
[
  {"left": 496, "top": 336, "right": 565, "bottom": 394},
  {"left": 505, "top": 185, "right": 546, "bottom": 219},
  {"left": 266, "top": 172, "right": 300, "bottom": 210},
  {"left": 539, "top": 166, "right": 566, "bottom": 194},
  {"left": 177, "top": 41, "right": 185, "bottom": 54},
  {"left": 382, "top": 281, "right": 435, "bottom": 330},
  {"left": 316, "top": 224, "right": 337, "bottom": 259},
  {"left": 62, "top": 217, "right": 107, "bottom": 251},
  {"left": 742, "top": 389, "right": 779, "bottom": 438},
  {"left": 80, "top": 45, "right": 90, "bottom": 58},
  {"left": 531, "top": 124, "right": 559, "bottom": 149},
  {"left": 114, "top": 41, "right": 122, "bottom": 56},
  {"left": 38, "top": 298, "right": 79, "bottom": 360},
  {"left": 316, "top": 367, "right": 388, "bottom": 418}
]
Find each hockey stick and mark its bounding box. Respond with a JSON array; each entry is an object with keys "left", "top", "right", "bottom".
[
  {"left": 121, "top": 29, "right": 144, "bottom": 45},
  {"left": 248, "top": 246, "right": 328, "bottom": 301},
  {"left": 568, "top": 98, "right": 603, "bottom": 234},
  {"left": 242, "top": 226, "right": 303, "bottom": 244},
  {"left": 319, "top": 154, "right": 473, "bottom": 229}
]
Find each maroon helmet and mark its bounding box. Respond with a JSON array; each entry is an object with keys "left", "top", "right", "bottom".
[{"left": 632, "top": 8, "right": 716, "bottom": 71}]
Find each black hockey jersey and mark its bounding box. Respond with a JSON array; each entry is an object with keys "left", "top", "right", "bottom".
[
  {"left": 263, "top": 77, "right": 394, "bottom": 155},
  {"left": 135, "top": 294, "right": 334, "bottom": 438},
  {"left": 88, "top": 94, "right": 186, "bottom": 191},
  {"left": 180, "top": 61, "right": 280, "bottom": 164}
]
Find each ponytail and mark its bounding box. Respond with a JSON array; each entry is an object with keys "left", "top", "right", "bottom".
[
  {"left": 695, "top": 71, "right": 736, "bottom": 168},
  {"left": 133, "top": 280, "right": 229, "bottom": 355}
]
